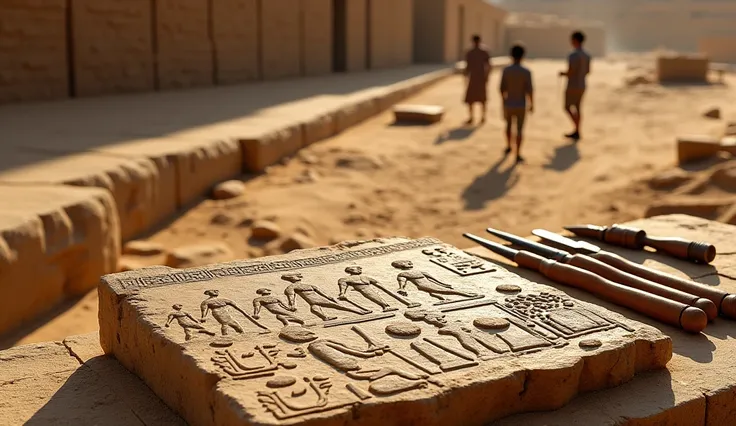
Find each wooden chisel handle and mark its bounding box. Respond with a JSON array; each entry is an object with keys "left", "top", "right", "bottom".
[
  {"left": 590, "top": 250, "right": 736, "bottom": 320},
  {"left": 642, "top": 236, "right": 716, "bottom": 264},
  {"left": 514, "top": 251, "right": 707, "bottom": 333},
  {"left": 565, "top": 254, "right": 718, "bottom": 321}
]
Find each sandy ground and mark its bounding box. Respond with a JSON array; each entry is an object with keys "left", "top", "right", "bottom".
[{"left": 3, "top": 57, "right": 735, "bottom": 348}]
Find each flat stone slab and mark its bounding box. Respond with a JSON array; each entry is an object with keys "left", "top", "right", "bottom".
[
  {"left": 99, "top": 237, "right": 670, "bottom": 426},
  {"left": 393, "top": 104, "right": 445, "bottom": 124}
]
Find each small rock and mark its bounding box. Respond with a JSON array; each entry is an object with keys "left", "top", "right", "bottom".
[
  {"left": 165, "top": 243, "right": 234, "bottom": 268},
  {"left": 251, "top": 220, "right": 281, "bottom": 240},
  {"left": 294, "top": 169, "right": 319, "bottom": 183},
  {"left": 122, "top": 240, "right": 165, "bottom": 256},
  {"left": 299, "top": 152, "right": 318, "bottom": 165},
  {"left": 238, "top": 218, "right": 254, "bottom": 227},
  {"left": 624, "top": 74, "right": 653, "bottom": 86},
  {"left": 648, "top": 169, "right": 693, "bottom": 190},
  {"left": 496, "top": 284, "right": 522, "bottom": 294},
  {"left": 703, "top": 107, "right": 721, "bottom": 119},
  {"left": 212, "top": 180, "right": 245, "bottom": 200},
  {"left": 335, "top": 154, "right": 383, "bottom": 170},
  {"left": 210, "top": 213, "right": 234, "bottom": 225},
  {"left": 280, "top": 234, "right": 316, "bottom": 252}
]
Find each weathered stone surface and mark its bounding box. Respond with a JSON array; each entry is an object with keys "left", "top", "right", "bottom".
[
  {"left": 211, "top": 0, "right": 259, "bottom": 84},
  {"left": 165, "top": 243, "right": 234, "bottom": 268},
  {"left": 393, "top": 104, "right": 445, "bottom": 124},
  {"left": 99, "top": 237, "right": 669, "bottom": 426},
  {"left": 241, "top": 124, "right": 304, "bottom": 173},
  {"left": 0, "top": 151, "right": 162, "bottom": 242},
  {"left": 0, "top": 184, "right": 119, "bottom": 335},
  {"left": 212, "top": 180, "right": 246, "bottom": 200},
  {"left": 123, "top": 240, "right": 165, "bottom": 256}
]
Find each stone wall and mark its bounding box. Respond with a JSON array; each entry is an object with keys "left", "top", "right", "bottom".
[
  {"left": 302, "top": 0, "right": 333, "bottom": 76},
  {"left": 698, "top": 37, "right": 736, "bottom": 64},
  {"left": 260, "top": 0, "right": 301, "bottom": 80},
  {"left": 211, "top": 0, "right": 259, "bottom": 84},
  {"left": 505, "top": 24, "right": 606, "bottom": 59},
  {"left": 71, "top": 0, "right": 154, "bottom": 97},
  {"left": 369, "top": 0, "right": 413, "bottom": 69},
  {"left": 0, "top": 0, "right": 68, "bottom": 103},
  {"left": 155, "top": 0, "right": 213, "bottom": 90},
  {"left": 345, "top": 0, "right": 368, "bottom": 72}
]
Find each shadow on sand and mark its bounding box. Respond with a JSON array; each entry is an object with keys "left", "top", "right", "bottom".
[
  {"left": 462, "top": 156, "right": 519, "bottom": 210},
  {"left": 544, "top": 140, "right": 580, "bottom": 171},
  {"left": 435, "top": 125, "right": 479, "bottom": 144}
]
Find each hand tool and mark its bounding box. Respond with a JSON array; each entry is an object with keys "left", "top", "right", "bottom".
[
  {"left": 485, "top": 228, "right": 717, "bottom": 321},
  {"left": 564, "top": 223, "right": 716, "bottom": 264},
  {"left": 532, "top": 228, "right": 736, "bottom": 320},
  {"left": 463, "top": 233, "right": 707, "bottom": 333}
]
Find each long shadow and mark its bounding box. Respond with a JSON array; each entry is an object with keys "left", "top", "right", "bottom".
[
  {"left": 462, "top": 156, "right": 519, "bottom": 211},
  {"left": 434, "top": 125, "right": 478, "bottom": 144},
  {"left": 0, "top": 65, "right": 448, "bottom": 173},
  {"left": 544, "top": 141, "right": 580, "bottom": 171}
]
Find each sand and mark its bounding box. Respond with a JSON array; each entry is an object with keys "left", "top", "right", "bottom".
[{"left": 3, "top": 56, "right": 735, "bottom": 348}]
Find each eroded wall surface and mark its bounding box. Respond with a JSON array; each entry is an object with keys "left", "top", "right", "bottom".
[{"left": 212, "top": 0, "right": 259, "bottom": 84}]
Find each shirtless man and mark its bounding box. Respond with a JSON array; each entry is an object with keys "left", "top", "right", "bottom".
[
  {"left": 559, "top": 31, "right": 591, "bottom": 141},
  {"left": 200, "top": 290, "right": 246, "bottom": 335},
  {"left": 282, "top": 272, "right": 369, "bottom": 321},
  {"left": 252, "top": 288, "right": 305, "bottom": 326},
  {"left": 338, "top": 266, "right": 399, "bottom": 312},
  {"left": 391, "top": 260, "right": 478, "bottom": 301},
  {"left": 165, "top": 304, "right": 215, "bottom": 341}
]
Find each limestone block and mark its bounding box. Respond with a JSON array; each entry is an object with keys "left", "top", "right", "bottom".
[
  {"left": 0, "top": 152, "right": 163, "bottom": 242},
  {"left": 657, "top": 55, "right": 709, "bottom": 83},
  {"left": 301, "top": 113, "right": 337, "bottom": 146},
  {"left": 99, "top": 237, "right": 670, "bottom": 426},
  {"left": 155, "top": 0, "right": 213, "bottom": 90},
  {"left": 260, "top": 0, "right": 301, "bottom": 79},
  {"left": 0, "top": 185, "right": 119, "bottom": 334},
  {"left": 334, "top": 98, "right": 379, "bottom": 133},
  {"left": 345, "top": 0, "right": 367, "bottom": 72},
  {"left": 71, "top": 0, "right": 154, "bottom": 97},
  {"left": 94, "top": 136, "right": 242, "bottom": 210},
  {"left": 240, "top": 124, "right": 304, "bottom": 172},
  {"left": 301, "top": 0, "right": 333, "bottom": 76},
  {"left": 0, "top": 0, "right": 68, "bottom": 103},
  {"left": 212, "top": 0, "right": 259, "bottom": 84},
  {"left": 393, "top": 104, "right": 445, "bottom": 124}
]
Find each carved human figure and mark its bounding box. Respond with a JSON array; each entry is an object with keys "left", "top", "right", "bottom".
[
  {"left": 391, "top": 260, "right": 478, "bottom": 300},
  {"left": 200, "top": 289, "right": 245, "bottom": 335},
  {"left": 338, "top": 266, "right": 399, "bottom": 312},
  {"left": 282, "top": 272, "right": 369, "bottom": 321},
  {"left": 165, "top": 304, "right": 215, "bottom": 341},
  {"left": 253, "top": 288, "right": 305, "bottom": 326}
]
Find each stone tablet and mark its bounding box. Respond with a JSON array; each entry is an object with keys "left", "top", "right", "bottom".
[
  {"left": 393, "top": 104, "right": 445, "bottom": 124},
  {"left": 99, "top": 237, "right": 671, "bottom": 426}
]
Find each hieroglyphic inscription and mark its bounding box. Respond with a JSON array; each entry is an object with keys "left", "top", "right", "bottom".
[
  {"left": 115, "top": 238, "right": 442, "bottom": 291},
  {"left": 212, "top": 344, "right": 298, "bottom": 380},
  {"left": 257, "top": 376, "right": 358, "bottom": 420},
  {"left": 422, "top": 247, "right": 497, "bottom": 276}
]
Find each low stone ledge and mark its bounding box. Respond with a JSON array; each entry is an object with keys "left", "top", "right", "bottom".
[
  {"left": 0, "top": 185, "right": 119, "bottom": 335},
  {"left": 240, "top": 123, "right": 304, "bottom": 172},
  {"left": 0, "top": 152, "right": 163, "bottom": 242}
]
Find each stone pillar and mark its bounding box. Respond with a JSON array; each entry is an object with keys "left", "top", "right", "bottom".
[
  {"left": 155, "top": 0, "right": 213, "bottom": 90},
  {"left": 71, "top": 0, "right": 154, "bottom": 97},
  {"left": 0, "top": 0, "right": 68, "bottom": 103},
  {"left": 260, "top": 0, "right": 301, "bottom": 79},
  {"left": 345, "top": 0, "right": 367, "bottom": 72},
  {"left": 211, "top": 0, "right": 259, "bottom": 84},
  {"left": 301, "top": 0, "right": 333, "bottom": 76}
]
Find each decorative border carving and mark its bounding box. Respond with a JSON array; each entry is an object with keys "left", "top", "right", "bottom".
[{"left": 111, "top": 238, "right": 443, "bottom": 292}]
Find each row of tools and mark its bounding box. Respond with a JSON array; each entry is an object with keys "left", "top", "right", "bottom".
[{"left": 464, "top": 224, "right": 733, "bottom": 333}]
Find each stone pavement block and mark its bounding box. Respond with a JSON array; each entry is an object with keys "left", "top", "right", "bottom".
[
  {"left": 212, "top": 0, "right": 259, "bottom": 84},
  {"left": 240, "top": 123, "right": 304, "bottom": 172},
  {"left": 301, "top": 113, "right": 337, "bottom": 147},
  {"left": 334, "top": 97, "right": 380, "bottom": 133},
  {"left": 71, "top": 0, "right": 155, "bottom": 97},
  {"left": 0, "top": 185, "right": 119, "bottom": 335},
  {"left": 0, "top": 0, "right": 68, "bottom": 103},
  {"left": 99, "top": 238, "right": 669, "bottom": 426},
  {"left": 155, "top": 0, "right": 213, "bottom": 90},
  {"left": 393, "top": 104, "right": 445, "bottom": 124},
  {"left": 94, "top": 136, "right": 242, "bottom": 209},
  {"left": 657, "top": 55, "right": 709, "bottom": 83},
  {"left": 261, "top": 0, "right": 301, "bottom": 79},
  {"left": 0, "top": 152, "right": 164, "bottom": 242}
]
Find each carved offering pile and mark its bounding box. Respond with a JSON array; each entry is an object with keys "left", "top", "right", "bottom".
[{"left": 99, "top": 237, "right": 671, "bottom": 426}]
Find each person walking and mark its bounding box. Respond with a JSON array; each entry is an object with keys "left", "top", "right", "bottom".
[
  {"left": 559, "top": 31, "right": 591, "bottom": 141},
  {"left": 499, "top": 43, "right": 534, "bottom": 164},
  {"left": 464, "top": 35, "right": 492, "bottom": 125}
]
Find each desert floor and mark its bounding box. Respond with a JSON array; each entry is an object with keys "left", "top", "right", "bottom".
[{"left": 3, "top": 57, "right": 735, "bottom": 348}]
